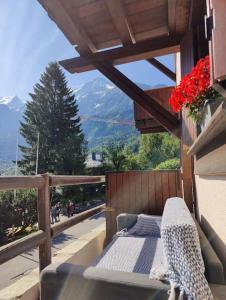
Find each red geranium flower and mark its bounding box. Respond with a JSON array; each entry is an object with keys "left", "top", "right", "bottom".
[{"left": 169, "top": 56, "right": 210, "bottom": 113}]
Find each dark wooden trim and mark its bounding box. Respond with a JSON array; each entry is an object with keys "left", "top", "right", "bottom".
[
  {"left": 94, "top": 61, "right": 180, "bottom": 137},
  {"left": 0, "top": 230, "right": 46, "bottom": 265},
  {"left": 104, "top": 0, "right": 135, "bottom": 45},
  {"left": 147, "top": 58, "right": 176, "bottom": 81},
  {"left": 59, "top": 36, "right": 180, "bottom": 73}
]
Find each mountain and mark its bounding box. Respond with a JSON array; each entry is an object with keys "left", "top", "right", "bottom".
[
  {"left": 0, "top": 96, "right": 25, "bottom": 169},
  {"left": 74, "top": 78, "right": 150, "bottom": 147},
  {"left": 0, "top": 78, "right": 155, "bottom": 168},
  {"left": 0, "top": 96, "right": 25, "bottom": 111}
]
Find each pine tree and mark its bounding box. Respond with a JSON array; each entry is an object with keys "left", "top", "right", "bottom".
[{"left": 19, "top": 62, "right": 87, "bottom": 175}]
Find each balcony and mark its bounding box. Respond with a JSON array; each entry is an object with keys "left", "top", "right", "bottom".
[
  {"left": 0, "top": 171, "right": 225, "bottom": 299},
  {"left": 0, "top": 170, "right": 179, "bottom": 297}
]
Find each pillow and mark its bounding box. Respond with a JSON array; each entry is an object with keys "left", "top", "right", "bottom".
[{"left": 127, "top": 214, "right": 162, "bottom": 237}]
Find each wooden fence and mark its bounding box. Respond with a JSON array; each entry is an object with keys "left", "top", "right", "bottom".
[
  {"left": 106, "top": 170, "right": 182, "bottom": 241},
  {"left": 0, "top": 174, "right": 105, "bottom": 271}
]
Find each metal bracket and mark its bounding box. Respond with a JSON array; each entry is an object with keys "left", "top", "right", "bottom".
[{"left": 205, "top": 15, "right": 213, "bottom": 41}]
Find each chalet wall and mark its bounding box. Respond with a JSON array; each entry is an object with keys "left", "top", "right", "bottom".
[{"left": 195, "top": 174, "right": 226, "bottom": 276}]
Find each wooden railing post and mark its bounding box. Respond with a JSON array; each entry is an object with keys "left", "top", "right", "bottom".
[{"left": 37, "top": 173, "right": 51, "bottom": 271}]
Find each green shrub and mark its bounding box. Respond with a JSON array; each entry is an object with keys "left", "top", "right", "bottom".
[
  {"left": 155, "top": 158, "right": 180, "bottom": 170},
  {"left": 0, "top": 189, "right": 37, "bottom": 245}
]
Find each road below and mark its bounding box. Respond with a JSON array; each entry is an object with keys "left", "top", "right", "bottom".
[{"left": 0, "top": 212, "right": 105, "bottom": 290}]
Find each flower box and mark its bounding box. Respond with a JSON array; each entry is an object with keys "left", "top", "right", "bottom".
[{"left": 197, "top": 97, "right": 224, "bottom": 134}]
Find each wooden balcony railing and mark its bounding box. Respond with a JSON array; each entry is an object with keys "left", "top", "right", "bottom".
[{"left": 0, "top": 174, "right": 105, "bottom": 271}]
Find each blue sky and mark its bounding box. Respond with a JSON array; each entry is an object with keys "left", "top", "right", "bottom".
[{"left": 0, "top": 0, "right": 175, "bottom": 101}]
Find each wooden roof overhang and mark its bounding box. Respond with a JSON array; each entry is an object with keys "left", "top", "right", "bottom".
[
  {"left": 38, "top": 0, "right": 195, "bottom": 138},
  {"left": 135, "top": 86, "right": 176, "bottom": 134}
]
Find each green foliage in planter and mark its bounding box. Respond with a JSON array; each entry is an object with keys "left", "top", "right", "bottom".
[{"left": 187, "top": 87, "right": 221, "bottom": 123}]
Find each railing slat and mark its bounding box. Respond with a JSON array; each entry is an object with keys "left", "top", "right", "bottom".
[
  {"left": 51, "top": 204, "right": 105, "bottom": 237},
  {"left": 0, "top": 230, "right": 46, "bottom": 265},
  {"left": 0, "top": 176, "right": 44, "bottom": 190},
  {"left": 50, "top": 175, "right": 105, "bottom": 187},
  {"left": 0, "top": 174, "right": 106, "bottom": 271}
]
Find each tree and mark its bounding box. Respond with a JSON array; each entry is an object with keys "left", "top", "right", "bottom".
[
  {"left": 123, "top": 145, "right": 139, "bottom": 170},
  {"left": 102, "top": 142, "right": 127, "bottom": 171},
  {"left": 19, "top": 62, "right": 87, "bottom": 175},
  {"left": 155, "top": 158, "right": 180, "bottom": 170},
  {"left": 137, "top": 134, "right": 164, "bottom": 169},
  {"left": 137, "top": 133, "right": 180, "bottom": 169}
]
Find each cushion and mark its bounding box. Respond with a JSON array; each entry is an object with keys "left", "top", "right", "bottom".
[
  {"left": 94, "top": 236, "right": 164, "bottom": 275},
  {"left": 127, "top": 214, "right": 162, "bottom": 237}
]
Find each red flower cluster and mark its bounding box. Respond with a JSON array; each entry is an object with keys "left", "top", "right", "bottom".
[{"left": 169, "top": 56, "right": 210, "bottom": 112}]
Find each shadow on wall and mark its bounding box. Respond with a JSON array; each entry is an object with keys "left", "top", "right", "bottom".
[{"left": 200, "top": 215, "right": 226, "bottom": 280}]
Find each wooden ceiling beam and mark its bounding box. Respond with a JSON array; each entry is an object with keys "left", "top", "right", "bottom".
[
  {"left": 147, "top": 58, "right": 176, "bottom": 81},
  {"left": 139, "top": 127, "right": 167, "bottom": 134},
  {"left": 59, "top": 35, "right": 180, "bottom": 73},
  {"left": 38, "top": 0, "right": 97, "bottom": 54},
  {"left": 168, "top": 0, "right": 177, "bottom": 34},
  {"left": 104, "top": 0, "right": 136, "bottom": 45},
  {"left": 93, "top": 61, "right": 180, "bottom": 137}
]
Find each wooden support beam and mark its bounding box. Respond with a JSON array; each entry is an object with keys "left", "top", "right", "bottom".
[
  {"left": 60, "top": 36, "right": 180, "bottom": 73},
  {"left": 147, "top": 58, "right": 176, "bottom": 81},
  {"left": 38, "top": 0, "right": 97, "bottom": 54},
  {"left": 139, "top": 127, "right": 167, "bottom": 134},
  {"left": 168, "top": 0, "right": 177, "bottom": 34},
  {"left": 94, "top": 61, "right": 180, "bottom": 137},
  {"left": 37, "top": 174, "right": 51, "bottom": 271},
  {"left": 104, "top": 0, "right": 135, "bottom": 45}
]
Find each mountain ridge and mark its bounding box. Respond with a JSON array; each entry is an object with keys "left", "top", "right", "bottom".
[{"left": 0, "top": 78, "right": 164, "bottom": 167}]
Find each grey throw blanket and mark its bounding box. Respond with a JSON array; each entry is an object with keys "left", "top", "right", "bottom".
[{"left": 150, "top": 198, "right": 213, "bottom": 300}]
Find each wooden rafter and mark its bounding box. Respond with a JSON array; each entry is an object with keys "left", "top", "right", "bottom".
[
  {"left": 93, "top": 61, "right": 180, "bottom": 137},
  {"left": 147, "top": 58, "right": 176, "bottom": 81},
  {"left": 168, "top": 0, "right": 177, "bottom": 34},
  {"left": 38, "top": 0, "right": 97, "bottom": 54},
  {"left": 40, "top": 0, "right": 181, "bottom": 137},
  {"left": 104, "top": 0, "right": 135, "bottom": 45},
  {"left": 60, "top": 36, "right": 180, "bottom": 73}
]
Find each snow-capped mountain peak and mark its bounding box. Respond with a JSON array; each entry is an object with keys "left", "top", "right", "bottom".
[
  {"left": 0, "top": 96, "right": 15, "bottom": 105},
  {"left": 0, "top": 96, "right": 24, "bottom": 111}
]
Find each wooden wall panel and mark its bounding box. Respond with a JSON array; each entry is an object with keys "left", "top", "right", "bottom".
[
  {"left": 180, "top": 31, "right": 197, "bottom": 147},
  {"left": 106, "top": 170, "right": 182, "bottom": 241},
  {"left": 180, "top": 31, "right": 196, "bottom": 212}
]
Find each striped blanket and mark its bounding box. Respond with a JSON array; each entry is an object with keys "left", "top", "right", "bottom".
[{"left": 150, "top": 198, "right": 213, "bottom": 300}]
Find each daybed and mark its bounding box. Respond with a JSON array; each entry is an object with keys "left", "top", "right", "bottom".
[{"left": 40, "top": 197, "right": 224, "bottom": 300}]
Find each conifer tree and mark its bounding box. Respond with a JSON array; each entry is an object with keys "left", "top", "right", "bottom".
[{"left": 19, "top": 62, "right": 87, "bottom": 175}]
